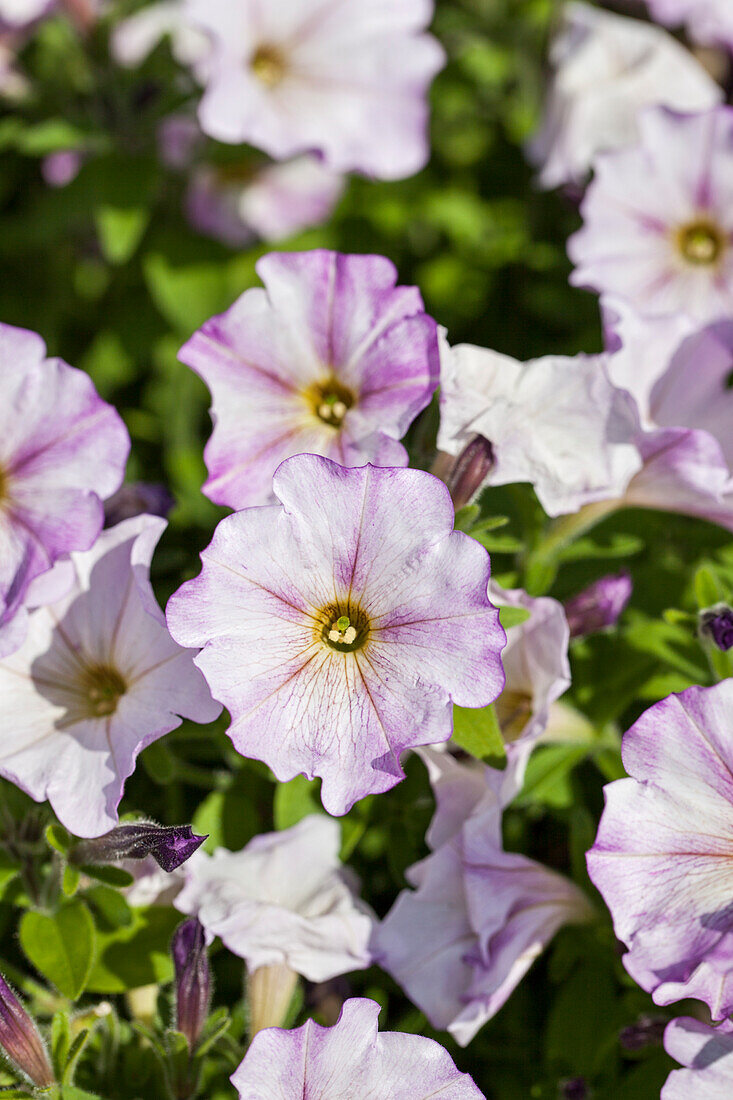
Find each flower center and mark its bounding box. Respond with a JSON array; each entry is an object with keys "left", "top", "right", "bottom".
[
  {"left": 80, "top": 664, "right": 127, "bottom": 718},
  {"left": 676, "top": 219, "right": 726, "bottom": 266},
  {"left": 250, "top": 44, "right": 287, "bottom": 87},
  {"left": 319, "top": 605, "right": 370, "bottom": 653},
  {"left": 305, "top": 377, "right": 355, "bottom": 429},
  {"left": 494, "top": 690, "right": 533, "bottom": 743}
]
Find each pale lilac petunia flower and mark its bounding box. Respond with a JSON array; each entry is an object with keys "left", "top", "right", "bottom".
[
  {"left": 587, "top": 679, "right": 733, "bottom": 1019},
  {"left": 0, "top": 323, "right": 130, "bottom": 657},
  {"left": 645, "top": 0, "right": 733, "bottom": 50},
  {"left": 182, "top": 0, "right": 446, "bottom": 179},
  {"left": 569, "top": 106, "right": 733, "bottom": 324},
  {"left": 490, "top": 582, "right": 571, "bottom": 758},
  {"left": 186, "top": 157, "right": 345, "bottom": 248},
  {"left": 231, "top": 997, "right": 485, "bottom": 1099},
  {"left": 436, "top": 332, "right": 642, "bottom": 518},
  {"left": 0, "top": 515, "right": 221, "bottom": 837},
  {"left": 529, "top": 2, "right": 721, "bottom": 190},
  {"left": 175, "top": 815, "right": 372, "bottom": 982},
  {"left": 662, "top": 1018, "right": 733, "bottom": 1099},
  {"left": 376, "top": 751, "right": 593, "bottom": 1046},
  {"left": 111, "top": 0, "right": 209, "bottom": 72},
  {"left": 166, "top": 455, "right": 506, "bottom": 816},
  {"left": 179, "top": 250, "right": 440, "bottom": 510},
  {"left": 0, "top": 0, "right": 53, "bottom": 29}
]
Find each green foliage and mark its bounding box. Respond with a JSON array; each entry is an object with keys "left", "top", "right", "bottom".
[{"left": 19, "top": 900, "right": 96, "bottom": 999}]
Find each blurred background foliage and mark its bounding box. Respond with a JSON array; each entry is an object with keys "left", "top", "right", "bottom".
[{"left": 0, "top": 1, "right": 730, "bottom": 1097}]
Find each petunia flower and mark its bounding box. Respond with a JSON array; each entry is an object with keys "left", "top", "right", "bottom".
[
  {"left": 175, "top": 815, "right": 372, "bottom": 982},
  {"left": 645, "top": 0, "right": 733, "bottom": 50},
  {"left": 490, "top": 583, "right": 571, "bottom": 757},
  {"left": 111, "top": 0, "right": 209, "bottom": 72},
  {"left": 0, "top": 323, "right": 130, "bottom": 657},
  {"left": 569, "top": 106, "right": 733, "bottom": 324},
  {"left": 181, "top": 0, "right": 445, "bottom": 180},
  {"left": 186, "top": 157, "right": 345, "bottom": 248},
  {"left": 0, "top": 0, "right": 52, "bottom": 29},
  {"left": 375, "top": 751, "right": 593, "bottom": 1046},
  {"left": 436, "top": 332, "right": 642, "bottom": 517},
  {"left": 230, "top": 997, "right": 485, "bottom": 1099},
  {"left": 0, "top": 515, "right": 221, "bottom": 837},
  {"left": 529, "top": 1, "right": 721, "bottom": 190},
  {"left": 587, "top": 679, "right": 733, "bottom": 1018},
  {"left": 662, "top": 1017, "right": 733, "bottom": 1099},
  {"left": 179, "top": 250, "right": 439, "bottom": 509},
  {"left": 166, "top": 455, "right": 506, "bottom": 815}
]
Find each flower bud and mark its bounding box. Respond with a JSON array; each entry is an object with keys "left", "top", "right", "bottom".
[
  {"left": 446, "top": 435, "right": 495, "bottom": 511},
  {"left": 564, "top": 572, "right": 632, "bottom": 638},
  {"left": 0, "top": 973, "right": 54, "bottom": 1089},
  {"left": 72, "top": 822, "right": 206, "bottom": 873},
  {"left": 104, "top": 482, "right": 175, "bottom": 528},
  {"left": 619, "top": 1014, "right": 666, "bottom": 1052},
  {"left": 699, "top": 604, "right": 733, "bottom": 651},
  {"left": 172, "top": 919, "right": 211, "bottom": 1050}
]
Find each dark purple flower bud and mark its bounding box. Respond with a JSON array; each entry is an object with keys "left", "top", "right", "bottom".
[
  {"left": 564, "top": 572, "right": 632, "bottom": 638},
  {"left": 559, "top": 1078, "right": 587, "bottom": 1100},
  {"left": 72, "top": 823, "right": 206, "bottom": 873},
  {"left": 699, "top": 604, "right": 733, "bottom": 651},
  {"left": 619, "top": 1014, "right": 666, "bottom": 1052},
  {"left": 104, "top": 483, "right": 175, "bottom": 528},
  {"left": 446, "top": 435, "right": 495, "bottom": 512},
  {"left": 0, "top": 973, "right": 55, "bottom": 1089},
  {"left": 172, "top": 919, "right": 211, "bottom": 1050}
]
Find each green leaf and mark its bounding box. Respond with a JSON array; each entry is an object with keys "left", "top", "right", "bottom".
[
  {"left": 78, "top": 865, "right": 134, "bottom": 888},
  {"left": 694, "top": 563, "right": 727, "bottom": 609},
  {"left": 86, "top": 906, "right": 181, "bottom": 994},
  {"left": 46, "top": 825, "right": 71, "bottom": 855},
  {"left": 84, "top": 884, "right": 133, "bottom": 930},
  {"left": 274, "top": 775, "right": 322, "bottom": 830},
  {"left": 497, "top": 605, "right": 531, "bottom": 630},
  {"left": 193, "top": 1008, "right": 230, "bottom": 1057},
  {"left": 51, "top": 1011, "right": 71, "bottom": 1079},
  {"left": 453, "top": 504, "right": 480, "bottom": 532},
  {"left": 19, "top": 900, "right": 96, "bottom": 999},
  {"left": 514, "top": 743, "right": 589, "bottom": 809},
  {"left": 452, "top": 703, "right": 506, "bottom": 768},
  {"left": 62, "top": 865, "right": 81, "bottom": 897},
  {"left": 60, "top": 1088, "right": 102, "bottom": 1100},
  {"left": 61, "top": 1029, "right": 90, "bottom": 1086},
  {"left": 95, "top": 205, "right": 149, "bottom": 266}
]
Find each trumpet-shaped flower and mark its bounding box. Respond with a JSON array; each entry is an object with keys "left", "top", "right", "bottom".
[
  {"left": 529, "top": 2, "right": 721, "bottom": 189},
  {"left": 231, "top": 997, "right": 485, "bottom": 1099},
  {"left": 166, "top": 455, "right": 505, "bottom": 816},
  {"left": 588, "top": 680, "right": 733, "bottom": 1018},
  {"left": 186, "top": 158, "right": 345, "bottom": 248},
  {"left": 175, "top": 815, "right": 372, "bottom": 981},
  {"left": 569, "top": 106, "right": 733, "bottom": 323},
  {"left": 0, "top": 516, "right": 221, "bottom": 837},
  {"left": 645, "top": 0, "right": 733, "bottom": 49},
  {"left": 180, "top": 251, "right": 438, "bottom": 509},
  {"left": 375, "top": 751, "right": 593, "bottom": 1045},
  {"left": 490, "top": 583, "right": 570, "bottom": 756},
  {"left": 663, "top": 1018, "right": 733, "bottom": 1099},
  {"left": 437, "top": 333, "right": 641, "bottom": 517},
  {"left": 0, "top": 324, "right": 129, "bottom": 657},
  {"left": 182, "top": 0, "right": 445, "bottom": 179}
]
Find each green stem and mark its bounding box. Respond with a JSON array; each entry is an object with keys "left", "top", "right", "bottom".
[{"left": 524, "top": 499, "right": 622, "bottom": 595}]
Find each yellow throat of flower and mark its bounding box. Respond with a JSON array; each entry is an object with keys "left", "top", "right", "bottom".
[
  {"left": 250, "top": 44, "right": 287, "bottom": 88},
  {"left": 303, "top": 376, "right": 356, "bottom": 430},
  {"left": 676, "top": 218, "right": 727, "bottom": 267},
  {"left": 318, "top": 604, "right": 370, "bottom": 653}
]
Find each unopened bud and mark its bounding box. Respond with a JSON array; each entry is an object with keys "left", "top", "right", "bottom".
[
  {"left": 564, "top": 572, "right": 632, "bottom": 638},
  {"left": 619, "top": 1014, "right": 666, "bottom": 1052},
  {"left": 72, "top": 823, "right": 206, "bottom": 873},
  {"left": 0, "top": 973, "right": 55, "bottom": 1089},
  {"left": 699, "top": 604, "right": 733, "bottom": 651},
  {"left": 446, "top": 435, "right": 495, "bottom": 511},
  {"left": 104, "top": 483, "right": 175, "bottom": 528},
  {"left": 172, "top": 919, "right": 211, "bottom": 1050}
]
